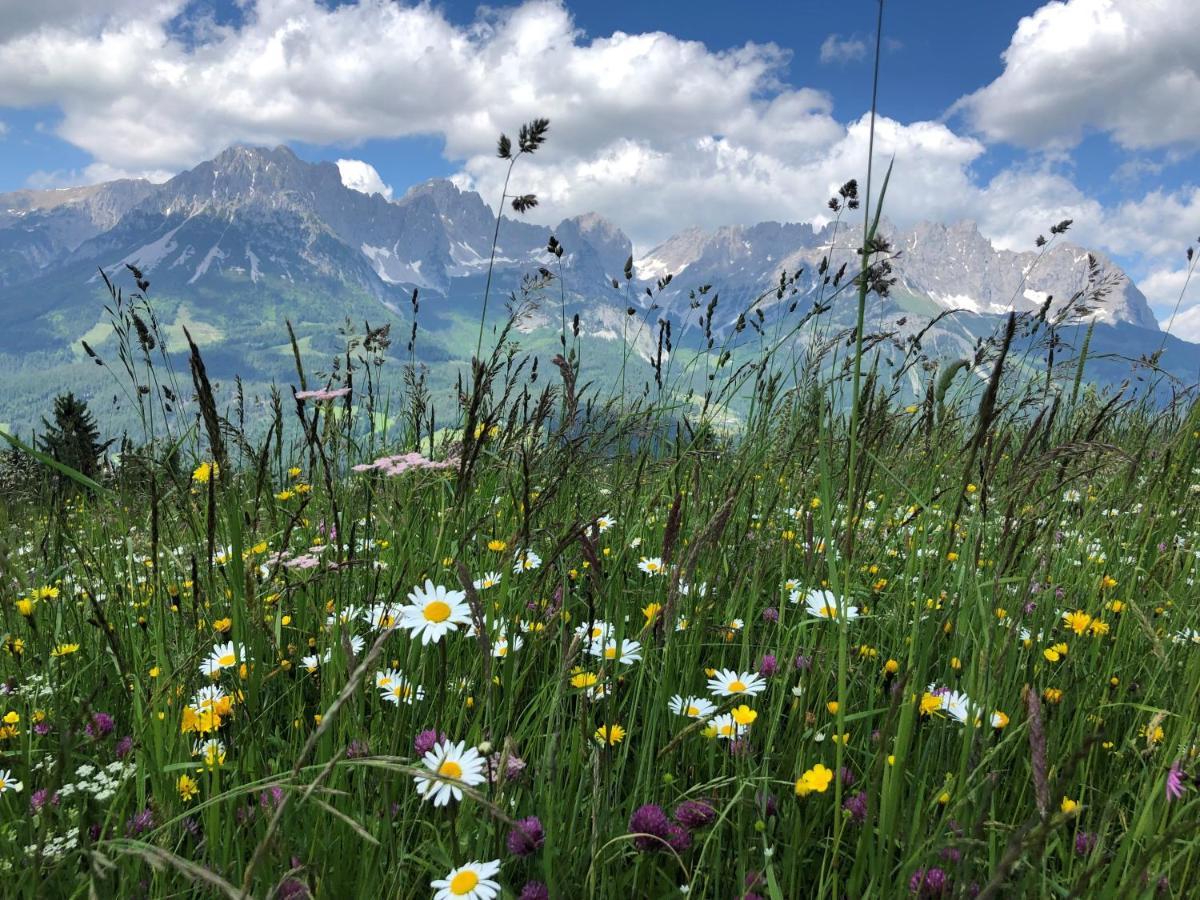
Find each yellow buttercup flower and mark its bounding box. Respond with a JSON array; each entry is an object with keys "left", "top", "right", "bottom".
[
  {"left": 794, "top": 764, "right": 834, "bottom": 797},
  {"left": 732, "top": 705, "right": 758, "bottom": 726}
]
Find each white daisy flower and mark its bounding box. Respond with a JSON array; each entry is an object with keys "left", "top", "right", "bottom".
[
  {"left": 399, "top": 580, "right": 470, "bottom": 645},
  {"left": 191, "top": 685, "right": 228, "bottom": 710},
  {"left": 361, "top": 602, "right": 402, "bottom": 630},
  {"left": 0, "top": 768, "right": 24, "bottom": 796},
  {"left": 588, "top": 638, "right": 642, "bottom": 665},
  {"left": 193, "top": 738, "right": 226, "bottom": 767},
  {"left": 596, "top": 515, "right": 616, "bottom": 532},
  {"left": 378, "top": 670, "right": 425, "bottom": 705},
  {"left": 491, "top": 633, "right": 524, "bottom": 658},
  {"left": 929, "top": 686, "right": 976, "bottom": 724},
  {"left": 414, "top": 740, "right": 486, "bottom": 807},
  {"left": 200, "top": 642, "right": 246, "bottom": 677},
  {"left": 473, "top": 571, "right": 503, "bottom": 591},
  {"left": 512, "top": 549, "right": 542, "bottom": 573},
  {"left": 574, "top": 620, "right": 615, "bottom": 644},
  {"left": 706, "top": 668, "right": 766, "bottom": 697},
  {"left": 326, "top": 604, "right": 365, "bottom": 627},
  {"left": 709, "top": 713, "right": 747, "bottom": 740},
  {"left": 797, "top": 588, "right": 859, "bottom": 621},
  {"left": 668, "top": 695, "right": 716, "bottom": 719},
  {"left": 637, "top": 556, "right": 665, "bottom": 576},
  {"left": 430, "top": 859, "right": 501, "bottom": 900}
]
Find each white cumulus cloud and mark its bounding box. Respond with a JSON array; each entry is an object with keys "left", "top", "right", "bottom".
[
  {"left": 336, "top": 159, "right": 392, "bottom": 200},
  {"left": 819, "top": 34, "right": 868, "bottom": 64},
  {"left": 0, "top": 0, "right": 1197, "bottom": 330},
  {"left": 957, "top": 0, "right": 1200, "bottom": 150}
]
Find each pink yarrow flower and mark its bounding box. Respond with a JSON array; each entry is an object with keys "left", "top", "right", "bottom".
[
  {"left": 353, "top": 452, "right": 457, "bottom": 477},
  {"left": 294, "top": 387, "right": 351, "bottom": 401}
]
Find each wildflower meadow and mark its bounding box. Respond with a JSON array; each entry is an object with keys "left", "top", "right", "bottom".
[{"left": 3, "top": 84, "right": 1200, "bottom": 900}]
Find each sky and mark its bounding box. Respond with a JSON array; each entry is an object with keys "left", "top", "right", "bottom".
[{"left": 1, "top": 0, "right": 1199, "bottom": 335}]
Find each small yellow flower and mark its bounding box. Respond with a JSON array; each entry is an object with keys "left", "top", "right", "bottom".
[
  {"left": 642, "top": 602, "right": 663, "bottom": 624},
  {"left": 1062, "top": 610, "right": 1092, "bottom": 635},
  {"left": 732, "top": 705, "right": 757, "bottom": 726},
  {"left": 826, "top": 701, "right": 839, "bottom": 715},
  {"left": 192, "top": 461, "right": 219, "bottom": 484},
  {"left": 884, "top": 659, "right": 899, "bottom": 675},
  {"left": 1101, "top": 575, "right": 1118, "bottom": 590},
  {"left": 594, "top": 724, "right": 626, "bottom": 746},
  {"left": 919, "top": 692, "right": 943, "bottom": 717},
  {"left": 487, "top": 539, "right": 508, "bottom": 553},
  {"left": 177, "top": 774, "right": 200, "bottom": 803},
  {"left": 212, "top": 618, "right": 232, "bottom": 634},
  {"left": 50, "top": 643, "right": 80, "bottom": 658},
  {"left": 1043, "top": 642, "right": 1068, "bottom": 663},
  {"left": 1060, "top": 796, "right": 1080, "bottom": 815},
  {"left": 794, "top": 763, "right": 834, "bottom": 797},
  {"left": 2, "top": 712, "right": 18, "bottom": 725},
  {"left": 15, "top": 598, "right": 34, "bottom": 617}
]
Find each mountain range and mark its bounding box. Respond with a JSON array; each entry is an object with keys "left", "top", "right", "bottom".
[{"left": 0, "top": 144, "right": 1192, "bottom": 433}]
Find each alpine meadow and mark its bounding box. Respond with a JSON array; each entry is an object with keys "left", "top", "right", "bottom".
[{"left": 4, "top": 1, "right": 1200, "bottom": 898}]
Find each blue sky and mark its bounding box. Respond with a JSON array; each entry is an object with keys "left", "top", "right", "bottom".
[{"left": 1, "top": 1, "right": 1198, "bottom": 332}]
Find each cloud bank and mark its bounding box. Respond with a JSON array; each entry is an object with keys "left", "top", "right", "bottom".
[{"left": 1, "top": 0, "right": 1199, "bottom": 332}]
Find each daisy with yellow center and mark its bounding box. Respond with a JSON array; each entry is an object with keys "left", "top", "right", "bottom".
[
  {"left": 193, "top": 738, "right": 227, "bottom": 767},
  {"left": 472, "top": 571, "right": 503, "bottom": 591},
  {"left": 710, "top": 713, "right": 747, "bottom": 740},
  {"left": 201, "top": 641, "right": 246, "bottom": 677},
  {"left": 399, "top": 580, "right": 470, "bottom": 645},
  {"left": 378, "top": 670, "right": 425, "bottom": 705},
  {"left": 588, "top": 638, "right": 642, "bottom": 665},
  {"left": 797, "top": 588, "right": 860, "bottom": 621},
  {"left": 706, "top": 668, "right": 766, "bottom": 698},
  {"left": 637, "top": 556, "right": 664, "bottom": 575},
  {"left": 413, "top": 740, "right": 486, "bottom": 807},
  {"left": 431, "top": 859, "right": 501, "bottom": 900},
  {"left": 668, "top": 695, "right": 716, "bottom": 719}
]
